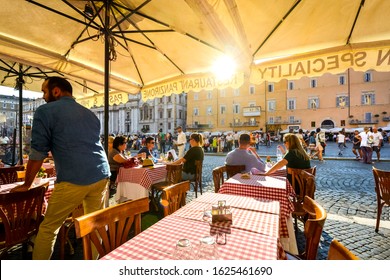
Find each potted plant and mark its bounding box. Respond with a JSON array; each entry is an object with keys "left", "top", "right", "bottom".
[{"left": 34, "top": 167, "right": 46, "bottom": 184}]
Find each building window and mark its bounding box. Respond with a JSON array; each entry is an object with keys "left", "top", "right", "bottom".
[
  {"left": 361, "top": 92, "right": 375, "bottom": 105},
  {"left": 207, "top": 91, "right": 212, "bottom": 99},
  {"left": 233, "top": 104, "right": 240, "bottom": 114},
  {"left": 310, "top": 79, "right": 317, "bottom": 88},
  {"left": 311, "top": 121, "right": 316, "bottom": 128},
  {"left": 267, "top": 100, "right": 276, "bottom": 111},
  {"left": 308, "top": 97, "right": 319, "bottom": 109},
  {"left": 220, "top": 105, "right": 226, "bottom": 114},
  {"left": 179, "top": 95, "right": 182, "bottom": 103},
  {"left": 159, "top": 98, "right": 163, "bottom": 104},
  {"left": 336, "top": 96, "right": 349, "bottom": 107},
  {"left": 167, "top": 96, "right": 172, "bottom": 103},
  {"left": 149, "top": 108, "right": 153, "bottom": 120},
  {"left": 340, "top": 120, "right": 345, "bottom": 126},
  {"left": 287, "top": 98, "right": 296, "bottom": 110},
  {"left": 249, "top": 85, "right": 255, "bottom": 94},
  {"left": 179, "top": 110, "right": 183, "bottom": 119},
  {"left": 365, "top": 112, "right": 372, "bottom": 123},
  {"left": 2, "top": 103, "right": 6, "bottom": 108},
  {"left": 268, "top": 117, "right": 274, "bottom": 124},
  {"left": 159, "top": 110, "right": 163, "bottom": 119},
  {"left": 168, "top": 123, "right": 171, "bottom": 130},
  {"left": 221, "top": 119, "right": 225, "bottom": 125},
  {"left": 289, "top": 116, "right": 295, "bottom": 123},
  {"left": 233, "top": 88, "right": 240, "bottom": 96},
  {"left": 339, "top": 75, "right": 346, "bottom": 85},
  {"left": 364, "top": 71, "right": 372, "bottom": 82},
  {"left": 268, "top": 83, "right": 274, "bottom": 92},
  {"left": 207, "top": 106, "right": 212, "bottom": 115},
  {"left": 167, "top": 109, "right": 172, "bottom": 118},
  {"left": 288, "top": 81, "right": 294, "bottom": 90},
  {"left": 194, "top": 93, "right": 199, "bottom": 100},
  {"left": 193, "top": 108, "right": 199, "bottom": 116}
]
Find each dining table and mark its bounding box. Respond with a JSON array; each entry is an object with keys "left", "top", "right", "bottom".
[
  {"left": 0, "top": 177, "right": 56, "bottom": 214},
  {"left": 218, "top": 173, "right": 298, "bottom": 254},
  {"left": 102, "top": 192, "right": 286, "bottom": 260},
  {"left": 115, "top": 163, "right": 167, "bottom": 203}
]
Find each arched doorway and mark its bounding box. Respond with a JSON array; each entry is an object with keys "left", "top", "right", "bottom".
[{"left": 321, "top": 120, "right": 335, "bottom": 129}]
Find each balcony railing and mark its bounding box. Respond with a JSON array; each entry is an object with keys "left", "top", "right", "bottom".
[
  {"left": 229, "top": 121, "right": 258, "bottom": 127},
  {"left": 187, "top": 124, "right": 213, "bottom": 129},
  {"left": 266, "top": 119, "right": 301, "bottom": 125},
  {"left": 349, "top": 119, "right": 379, "bottom": 124}
]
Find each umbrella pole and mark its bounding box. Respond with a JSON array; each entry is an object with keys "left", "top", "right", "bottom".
[
  {"left": 18, "top": 64, "right": 23, "bottom": 165},
  {"left": 103, "top": 0, "right": 111, "bottom": 155}
]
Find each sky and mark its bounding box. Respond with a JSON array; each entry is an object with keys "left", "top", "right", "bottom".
[{"left": 0, "top": 85, "right": 42, "bottom": 99}]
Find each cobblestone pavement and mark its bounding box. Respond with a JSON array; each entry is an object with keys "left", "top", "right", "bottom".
[{"left": 186, "top": 141, "right": 390, "bottom": 260}]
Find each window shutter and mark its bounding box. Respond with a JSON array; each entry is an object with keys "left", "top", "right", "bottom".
[
  {"left": 336, "top": 97, "right": 340, "bottom": 107},
  {"left": 372, "top": 94, "right": 376, "bottom": 105},
  {"left": 361, "top": 95, "right": 365, "bottom": 105}
]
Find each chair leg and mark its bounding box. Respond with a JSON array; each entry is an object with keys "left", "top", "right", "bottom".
[
  {"left": 59, "top": 224, "right": 66, "bottom": 259},
  {"left": 375, "top": 203, "right": 383, "bottom": 233}
]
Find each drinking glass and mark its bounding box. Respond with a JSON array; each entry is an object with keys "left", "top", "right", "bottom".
[
  {"left": 202, "top": 208, "right": 212, "bottom": 223},
  {"left": 196, "top": 236, "right": 219, "bottom": 260},
  {"left": 172, "top": 238, "right": 195, "bottom": 260}
]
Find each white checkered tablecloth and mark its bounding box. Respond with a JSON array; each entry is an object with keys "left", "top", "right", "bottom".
[
  {"left": 219, "top": 174, "right": 294, "bottom": 238},
  {"left": 116, "top": 164, "right": 167, "bottom": 191},
  {"left": 102, "top": 215, "right": 279, "bottom": 260},
  {"left": 102, "top": 242, "right": 175, "bottom": 260}
]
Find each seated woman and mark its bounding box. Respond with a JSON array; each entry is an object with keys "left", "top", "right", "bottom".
[
  {"left": 169, "top": 133, "right": 204, "bottom": 180},
  {"left": 263, "top": 133, "right": 311, "bottom": 187},
  {"left": 108, "top": 136, "right": 145, "bottom": 188}
]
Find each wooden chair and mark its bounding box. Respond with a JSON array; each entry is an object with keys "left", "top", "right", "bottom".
[
  {"left": 372, "top": 167, "right": 390, "bottom": 233},
  {"left": 289, "top": 167, "right": 317, "bottom": 231},
  {"left": 0, "top": 166, "right": 25, "bottom": 185},
  {"left": 286, "top": 196, "right": 327, "bottom": 260},
  {"left": 225, "top": 164, "right": 245, "bottom": 178},
  {"left": 74, "top": 197, "right": 149, "bottom": 260},
  {"left": 189, "top": 160, "right": 203, "bottom": 198},
  {"left": 160, "top": 181, "right": 190, "bottom": 217},
  {"left": 212, "top": 165, "right": 226, "bottom": 193},
  {"left": 58, "top": 203, "right": 84, "bottom": 259},
  {"left": 0, "top": 183, "right": 48, "bottom": 259},
  {"left": 150, "top": 164, "right": 182, "bottom": 211},
  {"left": 327, "top": 239, "right": 359, "bottom": 260}
]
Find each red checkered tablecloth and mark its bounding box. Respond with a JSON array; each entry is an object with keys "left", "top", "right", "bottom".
[
  {"left": 102, "top": 215, "right": 279, "bottom": 260},
  {"left": 102, "top": 193, "right": 287, "bottom": 260},
  {"left": 116, "top": 164, "right": 167, "bottom": 191},
  {"left": 172, "top": 202, "right": 279, "bottom": 238},
  {"left": 219, "top": 174, "right": 294, "bottom": 238}
]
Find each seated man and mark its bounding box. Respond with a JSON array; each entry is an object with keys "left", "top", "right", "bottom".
[
  {"left": 138, "top": 136, "right": 158, "bottom": 161},
  {"left": 225, "top": 133, "right": 266, "bottom": 173}
]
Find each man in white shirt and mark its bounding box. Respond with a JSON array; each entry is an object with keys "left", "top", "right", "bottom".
[
  {"left": 336, "top": 131, "right": 346, "bottom": 156},
  {"left": 372, "top": 126, "right": 383, "bottom": 161},
  {"left": 175, "top": 126, "right": 187, "bottom": 158}
]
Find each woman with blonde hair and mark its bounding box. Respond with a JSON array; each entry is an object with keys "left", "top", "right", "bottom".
[{"left": 263, "top": 133, "right": 311, "bottom": 185}]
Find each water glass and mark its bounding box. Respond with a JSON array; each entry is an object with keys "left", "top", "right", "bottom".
[
  {"left": 172, "top": 238, "right": 195, "bottom": 260},
  {"left": 202, "top": 208, "right": 212, "bottom": 223},
  {"left": 196, "top": 236, "right": 219, "bottom": 260},
  {"left": 216, "top": 230, "right": 227, "bottom": 245}
]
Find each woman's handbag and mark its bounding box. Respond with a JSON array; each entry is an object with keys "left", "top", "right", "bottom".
[{"left": 122, "top": 157, "right": 139, "bottom": 168}]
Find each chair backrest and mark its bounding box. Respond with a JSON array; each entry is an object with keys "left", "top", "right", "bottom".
[
  {"left": 74, "top": 197, "right": 149, "bottom": 260},
  {"left": 161, "top": 181, "right": 190, "bottom": 217},
  {"left": 225, "top": 164, "right": 245, "bottom": 178},
  {"left": 194, "top": 160, "right": 203, "bottom": 184},
  {"left": 289, "top": 166, "right": 316, "bottom": 198},
  {"left": 327, "top": 239, "right": 359, "bottom": 260},
  {"left": 302, "top": 196, "right": 327, "bottom": 260},
  {"left": 372, "top": 167, "right": 390, "bottom": 205},
  {"left": 0, "top": 166, "right": 25, "bottom": 185},
  {"left": 212, "top": 165, "right": 226, "bottom": 193},
  {"left": 0, "top": 184, "right": 48, "bottom": 252},
  {"left": 165, "top": 163, "right": 183, "bottom": 185}
]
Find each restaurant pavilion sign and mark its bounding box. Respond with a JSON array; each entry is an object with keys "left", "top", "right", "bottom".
[
  {"left": 141, "top": 72, "right": 244, "bottom": 101},
  {"left": 77, "top": 91, "right": 128, "bottom": 108},
  {"left": 251, "top": 43, "right": 390, "bottom": 83}
]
